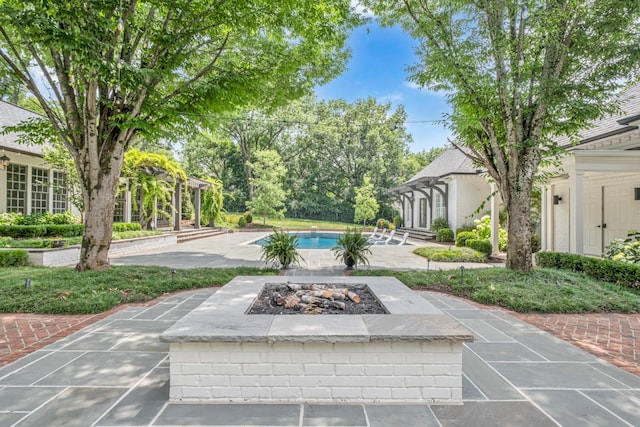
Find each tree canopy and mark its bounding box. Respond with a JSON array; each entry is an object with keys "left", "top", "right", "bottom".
[
  {"left": 368, "top": 0, "right": 640, "bottom": 270},
  {"left": 0, "top": 0, "right": 360, "bottom": 270}
]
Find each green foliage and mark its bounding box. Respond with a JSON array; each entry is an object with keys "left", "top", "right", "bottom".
[
  {"left": 603, "top": 232, "right": 640, "bottom": 265},
  {"left": 436, "top": 228, "right": 454, "bottom": 243},
  {"left": 243, "top": 211, "right": 253, "bottom": 224},
  {"left": 413, "top": 246, "right": 485, "bottom": 263},
  {"left": 0, "top": 212, "right": 79, "bottom": 226},
  {"left": 376, "top": 218, "right": 391, "bottom": 229},
  {"left": 392, "top": 215, "right": 403, "bottom": 228},
  {"left": 456, "top": 222, "right": 476, "bottom": 233},
  {"left": 530, "top": 234, "right": 541, "bottom": 253},
  {"left": 260, "top": 230, "right": 305, "bottom": 269},
  {"left": 112, "top": 223, "right": 143, "bottom": 232},
  {"left": 0, "top": 225, "right": 46, "bottom": 238},
  {"left": 353, "top": 176, "right": 379, "bottom": 225},
  {"left": 0, "top": 267, "right": 277, "bottom": 314},
  {"left": 200, "top": 178, "right": 226, "bottom": 227},
  {"left": 332, "top": 227, "right": 372, "bottom": 268},
  {"left": 473, "top": 215, "right": 508, "bottom": 251},
  {"left": 237, "top": 216, "right": 247, "bottom": 228},
  {"left": 246, "top": 150, "right": 288, "bottom": 224},
  {"left": 456, "top": 231, "right": 477, "bottom": 248},
  {"left": 0, "top": 250, "right": 29, "bottom": 267},
  {"left": 466, "top": 239, "right": 493, "bottom": 257},
  {"left": 430, "top": 217, "right": 449, "bottom": 232},
  {"left": 354, "top": 268, "right": 640, "bottom": 314},
  {"left": 536, "top": 252, "right": 640, "bottom": 289}
]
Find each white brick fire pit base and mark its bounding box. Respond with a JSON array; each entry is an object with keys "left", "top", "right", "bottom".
[
  {"left": 161, "top": 277, "right": 473, "bottom": 405},
  {"left": 169, "top": 341, "right": 463, "bottom": 403}
]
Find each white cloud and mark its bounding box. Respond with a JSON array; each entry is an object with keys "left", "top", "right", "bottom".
[
  {"left": 403, "top": 81, "right": 452, "bottom": 98},
  {"left": 350, "top": 0, "right": 375, "bottom": 18},
  {"left": 379, "top": 92, "right": 404, "bottom": 103}
]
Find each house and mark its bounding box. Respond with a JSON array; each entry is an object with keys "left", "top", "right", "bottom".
[
  {"left": 0, "top": 100, "right": 209, "bottom": 230},
  {"left": 541, "top": 83, "right": 640, "bottom": 256},
  {"left": 387, "top": 147, "right": 498, "bottom": 244}
]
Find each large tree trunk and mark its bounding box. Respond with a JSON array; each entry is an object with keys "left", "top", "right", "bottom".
[{"left": 502, "top": 168, "right": 535, "bottom": 271}]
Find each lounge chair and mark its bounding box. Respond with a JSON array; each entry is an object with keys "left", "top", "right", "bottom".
[
  {"left": 397, "top": 232, "right": 409, "bottom": 246},
  {"left": 369, "top": 227, "right": 379, "bottom": 239},
  {"left": 369, "top": 228, "right": 387, "bottom": 242},
  {"left": 376, "top": 229, "right": 396, "bottom": 244}
]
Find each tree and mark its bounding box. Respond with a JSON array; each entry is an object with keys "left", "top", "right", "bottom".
[
  {"left": 369, "top": 0, "right": 640, "bottom": 271},
  {"left": 400, "top": 147, "right": 446, "bottom": 181},
  {"left": 0, "top": 0, "right": 359, "bottom": 270},
  {"left": 353, "top": 176, "right": 379, "bottom": 225},
  {"left": 200, "top": 178, "right": 226, "bottom": 228},
  {"left": 246, "top": 150, "right": 287, "bottom": 225}
]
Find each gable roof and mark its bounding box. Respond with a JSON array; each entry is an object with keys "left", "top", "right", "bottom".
[
  {"left": 407, "top": 147, "right": 477, "bottom": 183},
  {"left": 561, "top": 82, "right": 640, "bottom": 148},
  {"left": 0, "top": 100, "right": 47, "bottom": 156}
]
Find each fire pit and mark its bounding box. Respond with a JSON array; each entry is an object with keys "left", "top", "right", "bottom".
[{"left": 160, "top": 276, "right": 473, "bottom": 404}]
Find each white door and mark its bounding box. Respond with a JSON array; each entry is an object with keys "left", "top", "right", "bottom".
[
  {"left": 603, "top": 184, "right": 631, "bottom": 248},
  {"left": 583, "top": 186, "right": 603, "bottom": 256}
]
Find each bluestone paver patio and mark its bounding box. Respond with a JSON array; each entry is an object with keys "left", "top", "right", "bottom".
[{"left": 2, "top": 233, "right": 640, "bottom": 426}]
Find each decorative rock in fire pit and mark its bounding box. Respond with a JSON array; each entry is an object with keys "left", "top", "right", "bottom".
[{"left": 160, "top": 276, "right": 473, "bottom": 405}]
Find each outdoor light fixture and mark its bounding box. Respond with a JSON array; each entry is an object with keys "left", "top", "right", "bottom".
[
  {"left": 0, "top": 154, "right": 10, "bottom": 170},
  {"left": 553, "top": 195, "right": 563, "bottom": 205}
]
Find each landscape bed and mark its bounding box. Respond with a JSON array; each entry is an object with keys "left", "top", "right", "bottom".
[{"left": 160, "top": 276, "right": 473, "bottom": 404}]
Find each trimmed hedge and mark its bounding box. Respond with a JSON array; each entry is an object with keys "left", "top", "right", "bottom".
[
  {"left": 112, "top": 222, "right": 142, "bottom": 232},
  {"left": 467, "top": 239, "right": 492, "bottom": 257},
  {"left": 0, "top": 224, "right": 83, "bottom": 238},
  {"left": 0, "top": 250, "right": 29, "bottom": 267},
  {"left": 456, "top": 231, "right": 477, "bottom": 247},
  {"left": 436, "top": 227, "right": 454, "bottom": 242},
  {"left": 535, "top": 251, "right": 640, "bottom": 289}
]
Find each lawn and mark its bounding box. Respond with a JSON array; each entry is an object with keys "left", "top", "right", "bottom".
[
  {"left": 1, "top": 265, "right": 640, "bottom": 315},
  {"left": 225, "top": 214, "right": 368, "bottom": 231}
]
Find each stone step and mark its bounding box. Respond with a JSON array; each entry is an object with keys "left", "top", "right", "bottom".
[
  {"left": 175, "top": 228, "right": 227, "bottom": 243},
  {"left": 398, "top": 227, "right": 436, "bottom": 241}
]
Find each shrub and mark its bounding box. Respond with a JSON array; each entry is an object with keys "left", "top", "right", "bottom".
[
  {"left": 113, "top": 222, "right": 143, "bottom": 232},
  {"left": 535, "top": 251, "right": 640, "bottom": 289},
  {"left": 456, "top": 231, "right": 477, "bottom": 247},
  {"left": 603, "top": 231, "right": 640, "bottom": 265},
  {"left": 392, "top": 215, "right": 403, "bottom": 228},
  {"left": 430, "top": 217, "right": 449, "bottom": 232},
  {"left": 0, "top": 225, "right": 47, "bottom": 238},
  {"left": 260, "top": 229, "right": 304, "bottom": 269},
  {"left": 466, "top": 239, "right": 492, "bottom": 257},
  {"left": 456, "top": 222, "right": 476, "bottom": 233},
  {"left": 237, "top": 215, "right": 247, "bottom": 228},
  {"left": 243, "top": 211, "right": 253, "bottom": 224},
  {"left": 376, "top": 218, "right": 390, "bottom": 229},
  {"left": 45, "top": 224, "right": 84, "bottom": 237},
  {"left": 436, "top": 227, "right": 454, "bottom": 242},
  {"left": 0, "top": 250, "right": 29, "bottom": 267},
  {"left": 413, "top": 246, "right": 485, "bottom": 263}
]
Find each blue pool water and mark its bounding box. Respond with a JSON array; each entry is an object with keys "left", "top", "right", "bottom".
[{"left": 254, "top": 232, "right": 342, "bottom": 250}]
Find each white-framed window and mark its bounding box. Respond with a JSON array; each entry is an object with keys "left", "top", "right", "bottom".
[
  {"left": 419, "top": 198, "right": 427, "bottom": 228},
  {"left": 434, "top": 192, "right": 445, "bottom": 220},
  {"left": 6, "top": 164, "right": 27, "bottom": 213},
  {"left": 52, "top": 171, "right": 68, "bottom": 213},
  {"left": 31, "top": 167, "right": 49, "bottom": 213}
]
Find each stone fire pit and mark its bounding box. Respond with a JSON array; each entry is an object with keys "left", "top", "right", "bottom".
[{"left": 160, "top": 276, "right": 473, "bottom": 404}]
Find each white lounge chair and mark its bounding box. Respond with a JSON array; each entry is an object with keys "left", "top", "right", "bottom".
[
  {"left": 376, "top": 229, "right": 396, "bottom": 244},
  {"left": 369, "top": 227, "right": 379, "bottom": 239},
  {"left": 397, "top": 232, "right": 409, "bottom": 246},
  {"left": 369, "top": 228, "right": 387, "bottom": 242}
]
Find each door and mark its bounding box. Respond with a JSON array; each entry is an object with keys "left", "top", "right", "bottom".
[
  {"left": 583, "top": 186, "right": 603, "bottom": 256},
  {"left": 603, "top": 184, "right": 630, "bottom": 249}
]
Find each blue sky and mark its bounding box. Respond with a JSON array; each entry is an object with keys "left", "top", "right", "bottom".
[{"left": 314, "top": 23, "right": 453, "bottom": 153}]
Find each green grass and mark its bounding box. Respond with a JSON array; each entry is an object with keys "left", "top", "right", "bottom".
[
  {"left": 1, "top": 230, "right": 164, "bottom": 248},
  {"left": 413, "top": 246, "right": 486, "bottom": 262},
  {"left": 354, "top": 268, "right": 640, "bottom": 314},
  {"left": 226, "top": 214, "right": 363, "bottom": 231},
  {"left": 0, "top": 266, "right": 277, "bottom": 314}
]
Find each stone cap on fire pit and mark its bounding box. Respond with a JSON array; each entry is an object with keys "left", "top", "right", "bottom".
[{"left": 160, "top": 276, "right": 474, "bottom": 344}]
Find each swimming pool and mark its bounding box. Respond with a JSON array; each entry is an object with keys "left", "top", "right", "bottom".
[{"left": 253, "top": 232, "right": 342, "bottom": 250}]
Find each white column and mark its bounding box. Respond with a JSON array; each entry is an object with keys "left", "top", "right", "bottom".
[
  {"left": 490, "top": 183, "right": 500, "bottom": 255},
  {"left": 124, "top": 186, "right": 132, "bottom": 223},
  {"left": 540, "top": 186, "right": 547, "bottom": 251},
  {"left": 194, "top": 187, "right": 201, "bottom": 229},
  {"left": 569, "top": 170, "right": 585, "bottom": 254}
]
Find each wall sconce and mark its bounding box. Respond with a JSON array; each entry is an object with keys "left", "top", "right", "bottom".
[
  {"left": 0, "top": 154, "right": 10, "bottom": 170},
  {"left": 553, "top": 195, "right": 562, "bottom": 205}
]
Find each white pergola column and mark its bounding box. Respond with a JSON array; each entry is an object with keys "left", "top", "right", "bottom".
[
  {"left": 569, "top": 170, "right": 584, "bottom": 254},
  {"left": 489, "top": 183, "right": 500, "bottom": 255},
  {"left": 194, "top": 187, "right": 201, "bottom": 229},
  {"left": 173, "top": 182, "right": 183, "bottom": 231}
]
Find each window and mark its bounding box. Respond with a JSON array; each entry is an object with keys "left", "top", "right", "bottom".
[
  {"left": 31, "top": 167, "right": 49, "bottom": 213},
  {"left": 5, "top": 164, "right": 27, "bottom": 214},
  {"left": 113, "top": 191, "right": 126, "bottom": 223},
  {"left": 434, "top": 192, "right": 445, "bottom": 219},
  {"left": 52, "top": 171, "right": 68, "bottom": 213},
  {"left": 419, "top": 198, "right": 427, "bottom": 228},
  {"left": 635, "top": 188, "right": 640, "bottom": 201}
]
